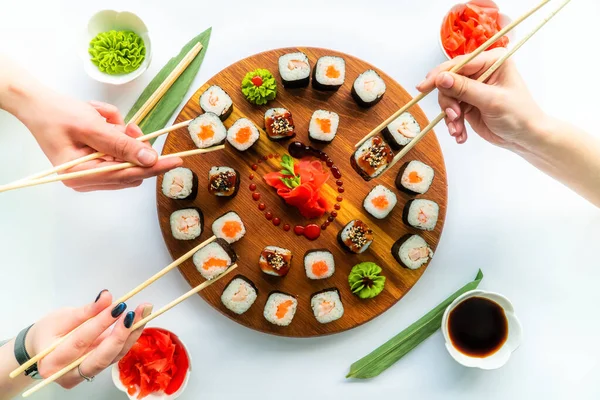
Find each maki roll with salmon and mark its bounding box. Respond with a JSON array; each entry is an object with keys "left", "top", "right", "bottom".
[
  {"left": 199, "top": 85, "right": 233, "bottom": 121},
  {"left": 311, "top": 289, "right": 344, "bottom": 324},
  {"left": 363, "top": 184, "right": 397, "bottom": 219},
  {"left": 381, "top": 112, "right": 421, "bottom": 150},
  {"left": 188, "top": 112, "right": 227, "bottom": 149},
  {"left": 312, "top": 56, "right": 345, "bottom": 91},
  {"left": 264, "top": 292, "right": 298, "bottom": 326},
  {"left": 221, "top": 275, "right": 258, "bottom": 315},
  {"left": 278, "top": 52, "right": 311, "bottom": 88},
  {"left": 264, "top": 108, "right": 295, "bottom": 141},
  {"left": 304, "top": 249, "right": 335, "bottom": 280},
  {"left": 192, "top": 238, "right": 237, "bottom": 280},
  {"left": 161, "top": 167, "right": 198, "bottom": 201},
  {"left": 208, "top": 166, "right": 240, "bottom": 197},
  {"left": 259, "top": 246, "right": 292, "bottom": 277},
  {"left": 308, "top": 110, "right": 339, "bottom": 143},
  {"left": 396, "top": 160, "right": 435, "bottom": 195},
  {"left": 212, "top": 211, "right": 246, "bottom": 244},
  {"left": 169, "top": 208, "right": 203, "bottom": 241},
  {"left": 226, "top": 118, "right": 260, "bottom": 151},
  {"left": 403, "top": 199, "right": 439, "bottom": 231},
  {"left": 392, "top": 234, "right": 433, "bottom": 269},
  {"left": 351, "top": 69, "right": 386, "bottom": 108},
  {"left": 351, "top": 135, "right": 394, "bottom": 181},
  {"left": 338, "top": 219, "right": 374, "bottom": 254}
]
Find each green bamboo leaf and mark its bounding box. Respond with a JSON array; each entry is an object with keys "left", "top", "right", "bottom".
[
  {"left": 346, "top": 269, "right": 484, "bottom": 379},
  {"left": 125, "top": 27, "right": 212, "bottom": 144}
]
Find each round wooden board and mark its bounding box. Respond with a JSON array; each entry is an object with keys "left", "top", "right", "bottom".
[{"left": 156, "top": 47, "right": 447, "bottom": 337}]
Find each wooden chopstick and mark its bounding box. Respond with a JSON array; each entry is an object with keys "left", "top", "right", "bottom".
[
  {"left": 128, "top": 42, "right": 203, "bottom": 125},
  {"left": 354, "top": 0, "right": 551, "bottom": 149},
  {"left": 10, "top": 235, "right": 217, "bottom": 379},
  {"left": 0, "top": 144, "right": 223, "bottom": 193},
  {"left": 21, "top": 264, "right": 237, "bottom": 398},
  {"left": 383, "top": 0, "right": 573, "bottom": 174}
]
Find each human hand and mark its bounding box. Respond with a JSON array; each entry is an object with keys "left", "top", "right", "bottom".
[
  {"left": 25, "top": 290, "right": 151, "bottom": 388},
  {"left": 417, "top": 48, "right": 546, "bottom": 150}
]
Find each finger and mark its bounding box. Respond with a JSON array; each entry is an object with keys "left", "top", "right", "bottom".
[
  {"left": 435, "top": 71, "right": 499, "bottom": 111},
  {"left": 84, "top": 125, "right": 159, "bottom": 167},
  {"left": 89, "top": 101, "right": 125, "bottom": 126},
  {"left": 55, "top": 290, "right": 113, "bottom": 334},
  {"left": 73, "top": 181, "right": 143, "bottom": 192},
  {"left": 457, "top": 130, "right": 468, "bottom": 144},
  {"left": 438, "top": 92, "right": 462, "bottom": 123},
  {"left": 111, "top": 304, "right": 153, "bottom": 364},
  {"left": 123, "top": 123, "right": 144, "bottom": 140}
]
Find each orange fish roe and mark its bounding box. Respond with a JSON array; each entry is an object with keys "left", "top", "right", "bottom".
[
  {"left": 276, "top": 300, "right": 294, "bottom": 319},
  {"left": 235, "top": 126, "right": 252, "bottom": 143},
  {"left": 408, "top": 171, "right": 423, "bottom": 183},
  {"left": 316, "top": 118, "right": 331, "bottom": 134},
  {"left": 198, "top": 124, "right": 215, "bottom": 141},
  {"left": 325, "top": 65, "right": 340, "bottom": 79},
  {"left": 371, "top": 195, "right": 389, "bottom": 209},
  {"left": 202, "top": 257, "right": 228, "bottom": 271},
  {"left": 222, "top": 220, "right": 242, "bottom": 238},
  {"left": 311, "top": 261, "right": 329, "bottom": 277}
]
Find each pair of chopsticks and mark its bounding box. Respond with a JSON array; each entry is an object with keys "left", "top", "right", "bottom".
[
  {"left": 1, "top": 43, "right": 204, "bottom": 194},
  {"left": 16, "top": 236, "right": 238, "bottom": 397},
  {"left": 355, "top": 0, "right": 572, "bottom": 175}
]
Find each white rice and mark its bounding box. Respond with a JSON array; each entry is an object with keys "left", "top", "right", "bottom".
[
  {"left": 162, "top": 168, "right": 194, "bottom": 199},
  {"left": 314, "top": 56, "right": 345, "bottom": 86},
  {"left": 193, "top": 241, "right": 233, "bottom": 280},
  {"left": 406, "top": 199, "right": 439, "bottom": 231},
  {"left": 353, "top": 70, "right": 386, "bottom": 103},
  {"left": 304, "top": 250, "right": 335, "bottom": 280},
  {"left": 212, "top": 211, "right": 246, "bottom": 243},
  {"left": 309, "top": 110, "right": 339, "bottom": 142},
  {"left": 188, "top": 112, "right": 227, "bottom": 149},
  {"left": 340, "top": 220, "right": 373, "bottom": 254},
  {"left": 169, "top": 209, "right": 202, "bottom": 240},
  {"left": 199, "top": 85, "right": 232, "bottom": 119},
  {"left": 221, "top": 277, "right": 257, "bottom": 314},
  {"left": 399, "top": 160, "right": 434, "bottom": 194},
  {"left": 386, "top": 112, "right": 421, "bottom": 147},
  {"left": 226, "top": 118, "right": 260, "bottom": 151},
  {"left": 363, "top": 185, "right": 397, "bottom": 219},
  {"left": 311, "top": 290, "right": 344, "bottom": 324},
  {"left": 353, "top": 136, "right": 392, "bottom": 179},
  {"left": 278, "top": 52, "right": 310, "bottom": 82},
  {"left": 398, "top": 235, "right": 433, "bottom": 270},
  {"left": 263, "top": 292, "right": 298, "bottom": 326}
]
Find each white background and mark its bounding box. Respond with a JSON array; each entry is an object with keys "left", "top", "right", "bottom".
[{"left": 1, "top": 0, "right": 599, "bottom": 399}]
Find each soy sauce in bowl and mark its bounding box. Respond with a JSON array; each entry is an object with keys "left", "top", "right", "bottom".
[{"left": 448, "top": 296, "right": 508, "bottom": 358}]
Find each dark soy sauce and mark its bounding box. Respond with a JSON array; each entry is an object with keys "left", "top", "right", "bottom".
[{"left": 448, "top": 297, "right": 508, "bottom": 358}]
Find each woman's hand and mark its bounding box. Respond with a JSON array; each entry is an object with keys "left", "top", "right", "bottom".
[{"left": 417, "top": 48, "right": 546, "bottom": 151}]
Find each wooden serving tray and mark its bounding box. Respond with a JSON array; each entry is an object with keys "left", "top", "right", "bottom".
[{"left": 156, "top": 47, "right": 447, "bottom": 337}]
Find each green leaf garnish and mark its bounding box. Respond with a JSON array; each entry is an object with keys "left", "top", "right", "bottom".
[{"left": 278, "top": 154, "right": 301, "bottom": 189}]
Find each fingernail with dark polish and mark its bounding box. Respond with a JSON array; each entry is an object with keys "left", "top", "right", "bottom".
[
  {"left": 94, "top": 289, "right": 108, "bottom": 303},
  {"left": 124, "top": 311, "right": 135, "bottom": 328},
  {"left": 111, "top": 302, "right": 127, "bottom": 318}
]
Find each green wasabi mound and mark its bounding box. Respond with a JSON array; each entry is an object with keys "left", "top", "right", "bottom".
[
  {"left": 241, "top": 68, "right": 277, "bottom": 105},
  {"left": 89, "top": 30, "right": 146, "bottom": 75},
  {"left": 348, "top": 262, "right": 386, "bottom": 299}
]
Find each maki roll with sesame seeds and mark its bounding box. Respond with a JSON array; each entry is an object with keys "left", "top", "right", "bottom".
[
  {"left": 264, "top": 108, "right": 296, "bottom": 141},
  {"left": 338, "top": 219, "right": 374, "bottom": 254},
  {"left": 199, "top": 85, "right": 233, "bottom": 121},
  {"left": 312, "top": 56, "right": 345, "bottom": 91},
  {"left": 351, "top": 69, "right": 386, "bottom": 108},
  {"left": 259, "top": 246, "right": 292, "bottom": 277},
  {"left": 278, "top": 51, "right": 311, "bottom": 88},
  {"left": 208, "top": 166, "right": 240, "bottom": 197},
  {"left": 350, "top": 135, "right": 394, "bottom": 181}
]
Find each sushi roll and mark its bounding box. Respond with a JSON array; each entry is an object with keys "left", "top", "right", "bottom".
[
  {"left": 350, "top": 135, "right": 394, "bottom": 181},
  {"left": 304, "top": 249, "right": 335, "bottom": 280},
  {"left": 212, "top": 211, "right": 246, "bottom": 243},
  {"left": 381, "top": 112, "right": 421, "bottom": 150},
  {"left": 161, "top": 167, "right": 198, "bottom": 200},
  {"left": 312, "top": 56, "right": 345, "bottom": 91},
  {"left": 221, "top": 275, "right": 258, "bottom": 315},
  {"left": 188, "top": 112, "right": 227, "bottom": 149},
  {"left": 278, "top": 52, "right": 311, "bottom": 88},
  {"left": 363, "top": 185, "right": 397, "bottom": 219},
  {"left": 351, "top": 69, "right": 386, "bottom": 108},
  {"left": 396, "top": 160, "right": 435, "bottom": 195},
  {"left": 311, "top": 289, "right": 344, "bottom": 324},
  {"left": 338, "top": 219, "right": 374, "bottom": 254},
  {"left": 264, "top": 108, "right": 295, "bottom": 141},
  {"left": 169, "top": 208, "right": 203, "bottom": 240},
  {"left": 192, "top": 238, "right": 237, "bottom": 280},
  {"left": 263, "top": 292, "right": 298, "bottom": 326},
  {"left": 392, "top": 234, "right": 433, "bottom": 269},
  {"left": 208, "top": 166, "right": 240, "bottom": 197},
  {"left": 226, "top": 118, "right": 260, "bottom": 151},
  {"left": 259, "top": 246, "right": 292, "bottom": 277},
  {"left": 308, "top": 110, "right": 339, "bottom": 143},
  {"left": 199, "top": 85, "right": 233, "bottom": 121},
  {"left": 403, "top": 199, "right": 439, "bottom": 231}
]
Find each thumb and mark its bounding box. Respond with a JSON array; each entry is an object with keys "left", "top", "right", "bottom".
[
  {"left": 88, "top": 124, "right": 158, "bottom": 167},
  {"left": 435, "top": 72, "right": 498, "bottom": 111}
]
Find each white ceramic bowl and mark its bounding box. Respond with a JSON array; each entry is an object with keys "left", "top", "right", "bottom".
[
  {"left": 112, "top": 328, "right": 191, "bottom": 400},
  {"left": 441, "top": 289, "right": 522, "bottom": 370},
  {"left": 439, "top": 0, "right": 514, "bottom": 60},
  {"left": 80, "top": 10, "right": 152, "bottom": 85}
]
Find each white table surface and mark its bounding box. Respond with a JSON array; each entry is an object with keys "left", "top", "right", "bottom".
[{"left": 1, "top": 0, "right": 599, "bottom": 399}]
